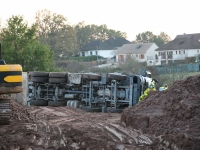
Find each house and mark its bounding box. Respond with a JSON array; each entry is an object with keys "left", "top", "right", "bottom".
[
  {"left": 115, "top": 43, "right": 159, "bottom": 66},
  {"left": 79, "top": 38, "right": 131, "bottom": 59},
  {"left": 155, "top": 33, "right": 200, "bottom": 65}
]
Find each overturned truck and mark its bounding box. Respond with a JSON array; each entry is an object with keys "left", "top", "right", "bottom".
[{"left": 27, "top": 71, "right": 153, "bottom": 112}]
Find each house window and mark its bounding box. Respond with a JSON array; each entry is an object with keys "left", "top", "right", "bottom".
[
  {"left": 82, "top": 52, "right": 85, "bottom": 56},
  {"left": 126, "top": 55, "right": 131, "bottom": 59},
  {"left": 136, "top": 54, "right": 138, "bottom": 57},
  {"left": 90, "top": 51, "right": 92, "bottom": 55},
  {"left": 176, "top": 51, "right": 177, "bottom": 54},
  {"left": 183, "top": 50, "right": 185, "bottom": 54},
  {"left": 179, "top": 51, "right": 181, "bottom": 54},
  {"left": 95, "top": 51, "right": 98, "bottom": 55},
  {"left": 139, "top": 54, "right": 145, "bottom": 59},
  {"left": 118, "top": 55, "right": 124, "bottom": 62},
  {"left": 197, "top": 50, "right": 199, "bottom": 53}
]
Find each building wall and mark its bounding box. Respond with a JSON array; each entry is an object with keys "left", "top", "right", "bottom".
[
  {"left": 157, "top": 49, "right": 200, "bottom": 60},
  {"left": 80, "top": 49, "right": 116, "bottom": 58},
  {"left": 116, "top": 44, "right": 158, "bottom": 66},
  {"left": 145, "top": 44, "right": 158, "bottom": 59},
  {"left": 11, "top": 72, "right": 28, "bottom": 106}
]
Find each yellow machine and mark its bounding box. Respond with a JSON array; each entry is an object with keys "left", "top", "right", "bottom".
[{"left": 0, "top": 43, "right": 23, "bottom": 125}]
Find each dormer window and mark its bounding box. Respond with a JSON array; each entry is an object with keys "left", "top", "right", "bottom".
[{"left": 180, "top": 41, "right": 184, "bottom": 45}]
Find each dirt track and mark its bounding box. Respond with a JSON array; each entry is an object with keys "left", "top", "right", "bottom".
[
  {"left": 1, "top": 74, "right": 200, "bottom": 150},
  {"left": 0, "top": 102, "right": 167, "bottom": 150}
]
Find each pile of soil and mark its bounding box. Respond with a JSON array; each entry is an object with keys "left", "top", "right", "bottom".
[
  {"left": 121, "top": 74, "right": 200, "bottom": 150},
  {"left": 10, "top": 98, "right": 35, "bottom": 122}
]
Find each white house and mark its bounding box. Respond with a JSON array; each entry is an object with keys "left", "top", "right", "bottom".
[
  {"left": 115, "top": 43, "right": 159, "bottom": 66},
  {"left": 79, "top": 38, "right": 131, "bottom": 59},
  {"left": 155, "top": 33, "right": 200, "bottom": 64},
  {"left": 80, "top": 49, "right": 116, "bottom": 59}
]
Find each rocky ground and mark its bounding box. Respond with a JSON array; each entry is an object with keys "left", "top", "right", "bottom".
[{"left": 0, "top": 74, "right": 200, "bottom": 150}]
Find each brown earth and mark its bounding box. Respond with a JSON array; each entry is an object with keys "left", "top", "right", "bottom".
[
  {"left": 0, "top": 74, "right": 200, "bottom": 150},
  {"left": 121, "top": 74, "right": 200, "bottom": 150}
]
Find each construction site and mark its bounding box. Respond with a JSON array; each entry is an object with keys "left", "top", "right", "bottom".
[{"left": 0, "top": 71, "right": 200, "bottom": 150}]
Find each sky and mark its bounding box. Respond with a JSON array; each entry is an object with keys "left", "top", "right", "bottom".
[{"left": 1, "top": 0, "right": 200, "bottom": 41}]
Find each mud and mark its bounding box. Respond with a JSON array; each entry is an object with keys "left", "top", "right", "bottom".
[
  {"left": 0, "top": 75, "right": 200, "bottom": 149},
  {"left": 0, "top": 102, "right": 160, "bottom": 150},
  {"left": 121, "top": 74, "right": 200, "bottom": 150}
]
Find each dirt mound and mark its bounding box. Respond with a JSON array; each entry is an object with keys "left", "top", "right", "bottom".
[
  {"left": 121, "top": 74, "right": 200, "bottom": 150},
  {"left": 10, "top": 99, "right": 35, "bottom": 122}
]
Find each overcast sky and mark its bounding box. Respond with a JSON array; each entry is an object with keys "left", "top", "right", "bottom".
[{"left": 1, "top": 0, "right": 199, "bottom": 41}]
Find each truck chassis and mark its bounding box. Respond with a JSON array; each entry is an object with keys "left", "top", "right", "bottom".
[{"left": 27, "top": 71, "right": 151, "bottom": 112}]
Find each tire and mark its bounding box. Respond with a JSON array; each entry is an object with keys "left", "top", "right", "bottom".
[
  {"left": 70, "top": 100, "right": 75, "bottom": 108},
  {"left": 31, "top": 71, "right": 49, "bottom": 77},
  {"left": 82, "top": 73, "right": 101, "bottom": 80},
  {"left": 67, "top": 100, "right": 71, "bottom": 107},
  {"left": 74, "top": 100, "right": 80, "bottom": 108},
  {"left": 31, "top": 77, "right": 49, "bottom": 83},
  {"left": 108, "top": 73, "right": 126, "bottom": 81},
  {"left": 49, "top": 77, "right": 67, "bottom": 83},
  {"left": 81, "top": 106, "right": 102, "bottom": 112},
  {"left": 30, "top": 100, "right": 48, "bottom": 106},
  {"left": 49, "top": 72, "right": 67, "bottom": 78},
  {"left": 48, "top": 101, "right": 66, "bottom": 107}
]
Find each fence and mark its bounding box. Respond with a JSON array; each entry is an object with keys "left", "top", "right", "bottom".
[{"left": 138, "top": 63, "right": 200, "bottom": 74}]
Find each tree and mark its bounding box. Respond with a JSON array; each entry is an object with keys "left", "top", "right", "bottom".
[
  {"left": 135, "top": 31, "right": 171, "bottom": 47},
  {"left": 0, "top": 15, "right": 54, "bottom": 71},
  {"left": 156, "top": 32, "right": 171, "bottom": 46},
  {"left": 118, "top": 54, "right": 145, "bottom": 74},
  {"left": 135, "top": 31, "right": 155, "bottom": 43},
  {"left": 35, "top": 9, "right": 78, "bottom": 59},
  {"left": 75, "top": 22, "right": 127, "bottom": 50}
]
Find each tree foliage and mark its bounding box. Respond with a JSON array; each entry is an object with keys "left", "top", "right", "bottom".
[
  {"left": 0, "top": 15, "right": 54, "bottom": 71},
  {"left": 35, "top": 9, "right": 78, "bottom": 59},
  {"left": 135, "top": 31, "right": 171, "bottom": 47},
  {"left": 75, "top": 22, "right": 127, "bottom": 50},
  {"left": 118, "top": 54, "right": 145, "bottom": 74}
]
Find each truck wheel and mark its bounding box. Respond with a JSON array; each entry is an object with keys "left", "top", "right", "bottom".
[
  {"left": 30, "top": 100, "right": 48, "bottom": 106},
  {"left": 49, "top": 77, "right": 67, "bottom": 83},
  {"left": 67, "top": 100, "right": 71, "bottom": 107},
  {"left": 82, "top": 73, "right": 101, "bottom": 80},
  {"left": 31, "top": 77, "right": 49, "bottom": 83},
  {"left": 74, "top": 100, "right": 80, "bottom": 108},
  {"left": 49, "top": 72, "right": 67, "bottom": 78},
  {"left": 31, "top": 71, "right": 49, "bottom": 77},
  {"left": 108, "top": 73, "right": 126, "bottom": 81},
  {"left": 48, "top": 101, "right": 66, "bottom": 107}
]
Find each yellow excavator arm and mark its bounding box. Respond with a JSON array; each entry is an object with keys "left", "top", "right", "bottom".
[
  {"left": 0, "top": 64, "right": 23, "bottom": 94},
  {"left": 0, "top": 42, "right": 23, "bottom": 125}
]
